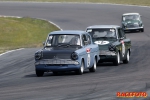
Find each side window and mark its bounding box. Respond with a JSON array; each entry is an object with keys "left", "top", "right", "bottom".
[
  {"left": 46, "top": 35, "right": 53, "bottom": 46},
  {"left": 82, "top": 34, "right": 87, "bottom": 46},
  {"left": 86, "top": 34, "right": 91, "bottom": 44}
]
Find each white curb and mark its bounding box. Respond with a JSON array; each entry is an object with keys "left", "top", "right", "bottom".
[{"left": 0, "top": 48, "right": 24, "bottom": 56}]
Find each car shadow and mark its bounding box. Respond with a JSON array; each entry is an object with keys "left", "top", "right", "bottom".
[
  {"left": 24, "top": 62, "right": 125, "bottom": 78},
  {"left": 44, "top": 70, "right": 91, "bottom": 76},
  {"left": 97, "top": 62, "right": 124, "bottom": 67},
  {"left": 24, "top": 70, "right": 91, "bottom": 78},
  {"left": 24, "top": 74, "right": 37, "bottom": 77}
]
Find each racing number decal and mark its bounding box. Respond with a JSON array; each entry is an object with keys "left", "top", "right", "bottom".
[
  {"left": 121, "top": 40, "right": 125, "bottom": 57},
  {"left": 94, "top": 41, "right": 109, "bottom": 45},
  {"left": 86, "top": 48, "right": 90, "bottom": 67}
]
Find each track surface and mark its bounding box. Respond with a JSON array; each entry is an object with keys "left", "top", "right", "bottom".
[{"left": 0, "top": 2, "right": 150, "bottom": 100}]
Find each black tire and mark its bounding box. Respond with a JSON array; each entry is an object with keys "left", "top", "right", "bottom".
[
  {"left": 36, "top": 69, "right": 44, "bottom": 77},
  {"left": 141, "top": 28, "right": 144, "bottom": 32},
  {"left": 52, "top": 71, "right": 58, "bottom": 75},
  {"left": 123, "top": 50, "right": 130, "bottom": 64},
  {"left": 113, "top": 52, "right": 120, "bottom": 66},
  {"left": 89, "top": 58, "right": 97, "bottom": 72},
  {"left": 76, "top": 61, "right": 84, "bottom": 75}
]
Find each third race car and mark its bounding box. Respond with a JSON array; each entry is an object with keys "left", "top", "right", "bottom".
[{"left": 122, "top": 13, "right": 144, "bottom": 32}]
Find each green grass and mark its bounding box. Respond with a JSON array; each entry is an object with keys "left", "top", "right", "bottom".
[
  {"left": 0, "top": 17, "right": 60, "bottom": 53},
  {"left": 0, "top": 0, "right": 150, "bottom": 6}
]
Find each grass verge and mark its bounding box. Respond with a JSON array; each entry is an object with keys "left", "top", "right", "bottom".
[
  {"left": 0, "top": 0, "right": 150, "bottom": 6},
  {"left": 0, "top": 17, "right": 60, "bottom": 53}
]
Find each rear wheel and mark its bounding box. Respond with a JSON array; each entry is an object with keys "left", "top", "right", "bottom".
[
  {"left": 113, "top": 52, "right": 120, "bottom": 66},
  {"left": 76, "top": 61, "right": 84, "bottom": 75},
  {"left": 89, "top": 58, "right": 97, "bottom": 72},
  {"left": 36, "top": 69, "right": 44, "bottom": 77},
  {"left": 123, "top": 50, "right": 130, "bottom": 64}
]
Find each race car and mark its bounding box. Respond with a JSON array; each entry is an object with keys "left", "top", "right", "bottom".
[
  {"left": 122, "top": 13, "right": 144, "bottom": 32},
  {"left": 34, "top": 30, "right": 100, "bottom": 76},
  {"left": 86, "top": 25, "right": 131, "bottom": 66}
]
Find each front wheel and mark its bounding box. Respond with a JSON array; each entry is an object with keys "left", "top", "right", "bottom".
[
  {"left": 89, "top": 58, "right": 97, "bottom": 72},
  {"left": 36, "top": 69, "right": 44, "bottom": 77},
  {"left": 141, "top": 28, "right": 144, "bottom": 32},
  {"left": 76, "top": 61, "right": 84, "bottom": 75},
  {"left": 113, "top": 52, "right": 120, "bottom": 66},
  {"left": 123, "top": 50, "right": 130, "bottom": 64},
  {"left": 53, "top": 71, "right": 58, "bottom": 75}
]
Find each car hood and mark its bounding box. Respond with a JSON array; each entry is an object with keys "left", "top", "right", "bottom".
[
  {"left": 39, "top": 47, "right": 80, "bottom": 59},
  {"left": 93, "top": 39, "right": 115, "bottom": 50}
]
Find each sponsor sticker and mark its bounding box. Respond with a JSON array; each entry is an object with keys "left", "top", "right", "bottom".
[
  {"left": 87, "top": 54, "right": 90, "bottom": 67},
  {"left": 86, "top": 48, "right": 90, "bottom": 67},
  {"left": 121, "top": 40, "right": 125, "bottom": 57}
]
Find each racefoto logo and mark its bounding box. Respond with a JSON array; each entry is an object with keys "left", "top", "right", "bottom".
[{"left": 116, "top": 92, "right": 148, "bottom": 98}]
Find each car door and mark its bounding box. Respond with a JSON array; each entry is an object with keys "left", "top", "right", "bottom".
[
  {"left": 81, "top": 34, "right": 92, "bottom": 68},
  {"left": 120, "top": 28, "right": 131, "bottom": 53},
  {"left": 118, "top": 28, "right": 128, "bottom": 59},
  {"left": 85, "top": 34, "right": 95, "bottom": 68}
]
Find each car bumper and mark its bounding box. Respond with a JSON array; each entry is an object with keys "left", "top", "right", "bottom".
[
  {"left": 99, "top": 55, "right": 117, "bottom": 62},
  {"left": 35, "top": 59, "right": 80, "bottom": 71},
  {"left": 123, "top": 26, "right": 143, "bottom": 31},
  {"left": 35, "top": 64, "right": 81, "bottom": 71},
  {"left": 99, "top": 50, "right": 117, "bottom": 62}
]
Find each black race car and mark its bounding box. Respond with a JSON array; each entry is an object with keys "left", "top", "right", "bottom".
[{"left": 86, "top": 25, "right": 131, "bottom": 66}]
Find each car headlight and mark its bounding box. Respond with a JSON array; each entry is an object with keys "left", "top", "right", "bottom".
[
  {"left": 35, "top": 51, "right": 42, "bottom": 60},
  {"left": 108, "top": 44, "right": 116, "bottom": 51},
  {"left": 139, "top": 23, "right": 142, "bottom": 27},
  {"left": 71, "top": 52, "right": 78, "bottom": 60}
]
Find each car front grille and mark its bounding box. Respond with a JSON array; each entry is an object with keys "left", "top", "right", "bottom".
[
  {"left": 126, "top": 23, "right": 139, "bottom": 28},
  {"left": 35, "top": 59, "right": 79, "bottom": 65},
  {"left": 42, "top": 53, "right": 71, "bottom": 59},
  {"left": 100, "top": 50, "right": 116, "bottom": 55}
]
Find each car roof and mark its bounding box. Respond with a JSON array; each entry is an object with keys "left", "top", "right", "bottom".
[
  {"left": 49, "top": 30, "right": 86, "bottom": 35},
  {"left": 123, "top": 13, "right": 140, "bottom": 16},
  {"left": 86, "top": 25, "right": 120, "bottom": 29}
]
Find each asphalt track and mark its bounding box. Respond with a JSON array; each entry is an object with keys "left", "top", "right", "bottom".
[{"left": 0, "top": 2, "right": 150, "bottom": 100}]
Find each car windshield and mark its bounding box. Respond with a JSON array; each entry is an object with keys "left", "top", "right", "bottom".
[
  {"left": 86, "top": 28, "right": 116, "bottom": 39},
  {"left": 46, "top": 34, "right": 81, "bottom": 47},
  {"left": 123, "top": 15, "right": 140, "bottom": 22}
]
